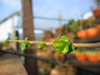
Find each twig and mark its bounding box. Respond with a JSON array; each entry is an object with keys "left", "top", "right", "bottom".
[{"left": 9, "top": 40, "right": 100, "bottom": 48}]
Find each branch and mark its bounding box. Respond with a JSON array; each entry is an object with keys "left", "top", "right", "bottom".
[{"left": 9, "top": 40, "right": 100, "bottom": 48}]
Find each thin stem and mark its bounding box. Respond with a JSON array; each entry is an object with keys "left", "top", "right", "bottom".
[{"left": 9, "top": 40, "right": 100, "bottom": 48}]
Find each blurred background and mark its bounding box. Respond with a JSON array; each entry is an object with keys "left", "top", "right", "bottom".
[
  {"left": 0, "top": 0, "right": 100, "bottom": 75},
  {"left": 0, "top": 0, "right": 98, "bottom": 41}
]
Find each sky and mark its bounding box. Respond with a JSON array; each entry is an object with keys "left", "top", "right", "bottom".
[
  {"left": 0, "top": 0, "right": 97, "bottom": 41},
  {"left": 33, "top": 0, "right": 97, "bottom": 30}
]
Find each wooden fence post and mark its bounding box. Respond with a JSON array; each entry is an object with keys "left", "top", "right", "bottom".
[{"left": 21, "top": 0, "right": 38, "bottom": 75}]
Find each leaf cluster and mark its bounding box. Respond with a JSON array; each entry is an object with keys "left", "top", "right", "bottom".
[
  {"left": 64, "top": 19, "right": 80, "bottom": 33},
  {"left": 37, "top": 42, "right": 46, "bottom": 49},
  {"left": 15, "top": 36, "right": 18, "bottom": 44},
  {"left": 3, "top": 38, "right": 9, "bottom": 46},
  {"left": 53, "top": 35, "right": 74, "bottom": 54},
  {"left": 21, "top": 37, "right": 30, "bottom": 51}
]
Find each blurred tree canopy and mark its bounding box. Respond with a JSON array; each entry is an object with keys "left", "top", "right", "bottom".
[
  {"left": 64, "top": 16, "right": 96, "bottom": 33},
  {"left": 64, "top": 19, "right": 80, "bottom": 33}
]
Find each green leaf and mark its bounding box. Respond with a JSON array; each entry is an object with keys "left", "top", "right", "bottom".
[
  {"left": 3, "top": 42, "right": 7, "bottom": 46},
  {"left": 60, "top": 44, "right": 69, "bottom": 54},
  {"left": 55, "top": 47, "right": 60, "bottom": 53},
  {"left": 26, "top": 43, "right": 30, "bottom": 48},
  {"left": 53, "top": 35, "right": 74, "bottom": 54},
  {"left": 55, "top": 38, "right": 59, "bottom": 41},
  {"left": 7, "top": 41, "right": 9, "bottom": 44},
  {"left": 53, "top": 41, "right": 66, "bottom": 48},
  {"left": 66, "top": 45, "right": 74, "bottom": 54},
  {"left": 3, "top": 38, "right": 9, "bottom": 46},
  {"left": 70, "top": 45, "right": 74, "bottom": 51},
  {"left": 15, "top": 41, "right": 18, "bottom": 44},
  {"left": 54, "top": 44, "right": 66, "bottom": 54},
  {"left": 23, "top": 41, "right": 27, "bottom": 43},
  {"left": 21, "top": 40, "right": 31, "bottom": 51},
  {"left": 55, "top": 47, "right": 62, "bottom": 53},
  {"left": 15, "top": 36, "right": 18, "bottom": 40},
  {"left": 37, "top": 42, "right": 45, "bottom": 49},
  {"left": 66, "top": 49, "right": 72, "bottom": 54},
  {"left": 60, "top": 35, "right": 69, "bottom": 42},
  {"left": 21, "top": 43, "right": 26, "bottom": 51},
  {"left": 15, "top": 36, "right": 18, "bottom": 44},
  {"left": 25, "top": 37, "right": 29, "bottom": 41}
]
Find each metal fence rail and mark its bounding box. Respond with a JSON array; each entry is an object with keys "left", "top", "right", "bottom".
[{"left": 0, "top": 49, "right": 71, "bottom": 67}]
